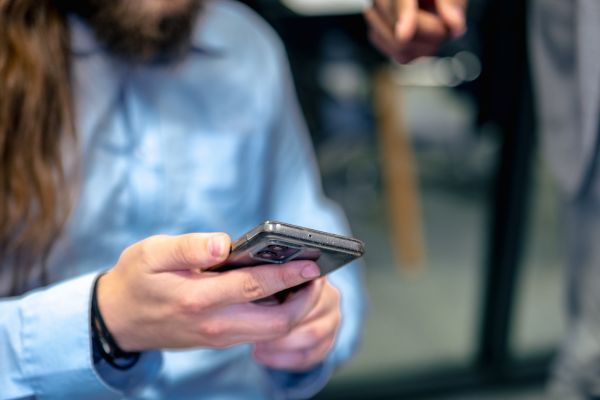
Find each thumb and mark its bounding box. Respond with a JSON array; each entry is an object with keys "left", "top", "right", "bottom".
[{"left": 137, "top": 233, "right": 231, "bottom": 273}]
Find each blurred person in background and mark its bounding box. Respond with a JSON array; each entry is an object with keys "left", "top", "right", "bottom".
[
  {"left": 530, "top": 1, "right": 600, "bottom": 398},
  {"left": 0, "top": 0, "right": 365, "bottom": 398},
  {"left": 365, "top": 0, "right": 600, "bottom": 398}
]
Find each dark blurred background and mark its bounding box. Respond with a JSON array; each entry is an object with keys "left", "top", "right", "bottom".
[{"left": 243, "top": 0, "right": 560, "bottom": 398}]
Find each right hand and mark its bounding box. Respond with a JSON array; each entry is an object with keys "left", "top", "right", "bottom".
[{"left": 96, "top": 233, "right": 323, "bottom": 352}]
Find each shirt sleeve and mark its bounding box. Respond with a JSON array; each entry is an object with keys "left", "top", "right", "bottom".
[
  {"left": 0, "top": 272, "right": 162, "bottom": 399},
  {"left": 258, "top": 30, "right": 368, "bottom": 400}
]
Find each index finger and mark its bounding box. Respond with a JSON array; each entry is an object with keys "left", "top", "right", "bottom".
[{"left": 202, "top": 260, "right": 322, "bottom": 306}]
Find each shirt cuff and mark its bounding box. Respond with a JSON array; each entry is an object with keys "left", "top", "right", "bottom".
[{"left": 20, "top": 272, "right": 161, "bottom": 398}]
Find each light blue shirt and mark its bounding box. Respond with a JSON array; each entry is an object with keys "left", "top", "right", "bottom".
[{"left": 0, "top": 1, "right": 366, "bottom": 399}]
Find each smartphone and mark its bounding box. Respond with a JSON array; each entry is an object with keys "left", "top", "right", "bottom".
[{"left": 213, "top": 220, "right": 365, "bottom": 276}]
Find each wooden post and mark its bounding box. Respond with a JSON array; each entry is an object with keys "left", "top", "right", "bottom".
[{"left": 373, "top": 67, "right": 426, "bottom": 273}]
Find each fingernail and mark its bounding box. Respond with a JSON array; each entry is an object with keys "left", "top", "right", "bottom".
[
  {"left": 301, "top": 263, "right": 320, "bottom": 279},
  {"left": 208, "top": 235, "right": 227, "bottom": 258}
]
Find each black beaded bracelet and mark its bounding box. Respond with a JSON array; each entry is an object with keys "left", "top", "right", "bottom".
[{"left": 91, "top": 274, "right": 140, "bottom": 370}]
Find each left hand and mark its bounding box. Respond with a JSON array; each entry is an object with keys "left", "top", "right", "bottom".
[{"left": 252, "top": 278, "right": 341, "bottom": 372}]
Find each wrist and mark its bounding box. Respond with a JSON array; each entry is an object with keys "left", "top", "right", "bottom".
[
  {"left": 96, "top": 271, "right": 139, "bottom": 352},
  {"left": 92, "top": 273, "right": 140, "bottom": 369}
]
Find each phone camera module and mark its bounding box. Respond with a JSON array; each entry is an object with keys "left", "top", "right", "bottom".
[
  {"left": 256, "top": 250, "right": 279, "bottom": 260},
  {"left": 266, "top": 245, "right": 287, "bottom": 252},
  {"left": 253, "top": 243, "right": 301, "bottom": 263}
]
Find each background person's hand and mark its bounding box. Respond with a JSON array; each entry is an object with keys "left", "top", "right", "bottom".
[
  {"left": 252, "top": 277, "right": 341, "bottom": 372},
  {"left": 364, "top": 0, "right": 467, "bottom": 63},
  {"left": 97, "top": 233, "right": 323, "bottom": 352}
]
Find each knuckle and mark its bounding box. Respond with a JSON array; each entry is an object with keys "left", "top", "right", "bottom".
[
  {"left": 198, "top": 321, "right": 227, "bottom": 340},
  {"left": 117, "top": 245, "right": 136, "bottom": 266},
  {"left": 173, "top": 235, "right": 198, "bottom": 266},
  {"left": 241, "top": 276, "right": 267, "bottom": 301},
  {"left": 138, "top": 235, "right": 167, "bottom": 265},
  {"left": 177, "top": 294, "right": 208, "bottom": 315},
  {"left": 137, "top": 240, "right": 153, "bottom": 265},
  {"left": 303, "top": 327, "right": 321, "bottom": 344},
  {"left": 270, "top": 316, "right": 293, "bottom": 336}
]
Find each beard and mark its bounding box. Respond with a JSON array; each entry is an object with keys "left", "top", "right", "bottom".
[{"left": 67, "top": 0, "right": 202, "bottom": 63}]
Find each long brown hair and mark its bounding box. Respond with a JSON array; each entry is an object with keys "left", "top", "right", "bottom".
[{"left": 0, "top": 0, "right": 74, "bottom": 295}]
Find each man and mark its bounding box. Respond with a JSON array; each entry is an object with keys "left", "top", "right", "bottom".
[
  {"left": 0, "top": 0, "right": 366, "bottom": 398},
  {"left": 364, "top": 0, "right": 600, "bottom": 398}
]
